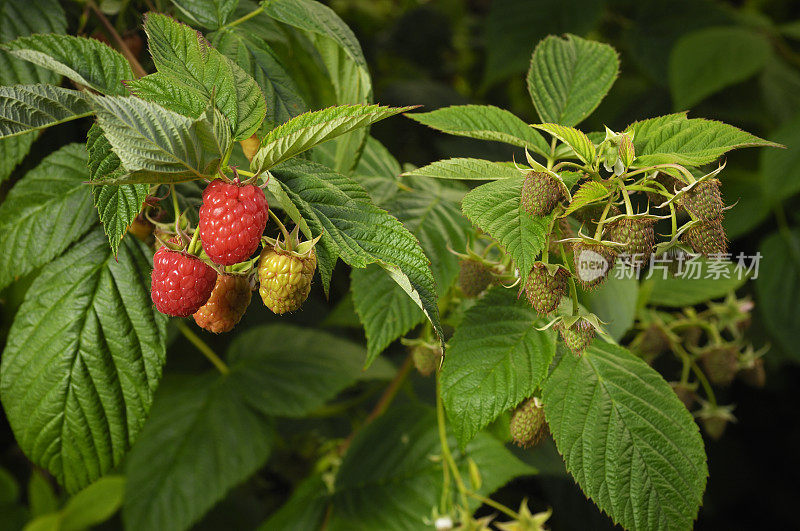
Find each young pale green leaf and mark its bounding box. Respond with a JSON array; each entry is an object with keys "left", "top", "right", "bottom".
[
  {"left": 527, "top": 34, "right": 619, "bottom": 127},
  {"left": 564, "top": 181, "right": 609, "bottom": 216},
  {"left": 273, "top": 159, "right": 443, "bottom": 356},
  {"left": 250, "top": 104, "right": 413, "bottom": 172},
  {"left": 170, "top": 0, "right": 239, "bottom": 29},
  {"left": 3, "top": 34, "right": 133, "bottom": 95},
  {"left": 533, "top": 123, "right": 596, "bottom": 165},
  {"left": 88, "top": 95, "right": 231, "bottom": 182},
  {"left": 330, "top": 404, "right": 534, "bottom": 530},
  {"left": 136, "top": 12, "right": 265, "bottom": 140},
  {"left": 352, "top": 178, "right": 469, "bottom": 365},
  {"left": 756, "top": 229, "right": 800, "bottom": 361},
  {"left": 461, "top": 176, "right": 554, "bottom": 278},
  {"left": 263, "top": 0, "right": 372, "bottom": 171},
  {"left": 543, "top": 341, "right": 708, "bottom": 531},
  {"left": 627, "top": 112, "right": 780, "bottom": 167},
  {"left": 211, "top": 29, "right": 307, "bottom": 129},
  {"left": 403, "top": 157, "right": 523, "bottom": 181},
  {"left": 0, "top": 144, "right": 95, "bottom": 290},
  {"left": 0, "top": 229, "right": 167, "bottom": 493},
  {"left": 87, "top": 124, "right": 149, "bottom": 254},
  {"left": 123, "top": 373, "right": 274, "bottom": 531},
  {"left": 644, "top": 260, "right": 748, "bottom": 307},
  {"left": 441, "top": 288, "right": 557, "bottom": 448},
  {"left": 59, "top": 476, "right": 125, "bottom": 531},
  {"left": 669, "top": 27, "right": 770, "bottom": 110},
  {"left": 405, "top": 104, "right": 550, "bottom": 157},
  {"left": 0, "top": 84, "right": 92, "bottom": 139}
]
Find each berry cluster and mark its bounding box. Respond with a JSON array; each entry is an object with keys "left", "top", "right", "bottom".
[{"left": 143, "top": 176, "right": 319, "bottom": 333}]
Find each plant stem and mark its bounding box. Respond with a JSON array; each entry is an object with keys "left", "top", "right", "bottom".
[
  {"left": 87, "top": 0, "right": 147, "bottom": 78},
  {"left": 559, "top": 242, "right": 579, "bottom": 316},
  {"left": 619, "top": 181, "right": 634, "bottom": 215},
  {"left": 225, "top": 5, "right": 264, "bottom": 28},
  {"left": 465, "top": 491, "right": 519, "bottom": 520},
  {"left": 436, "top": 373, "right": 469, "bottom": 510},
  {"left": 176, "top": 321, "right": 230, "bottom": 374}
]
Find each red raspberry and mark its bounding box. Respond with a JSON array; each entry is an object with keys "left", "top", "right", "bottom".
[
  {"left": 199, "top": 179, "right": 268, "bottom": 265},
  {"left": 151, "top": 246, "right": 217, "bottom": 317}
]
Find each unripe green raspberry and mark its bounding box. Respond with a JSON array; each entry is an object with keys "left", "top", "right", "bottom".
[
  {"left": 521, "top": 171, "right": 563, "bottom": 217},
  {"left": 524, "top": 263, "right": 570, "bottom": 315},
  {"left": 458, "top": 259, "right": 493, "bottom": 298},
  {"left": 411, "top": 344, "right": 441, "bottom": 376},
  {"left": 509, "top": 397, "right": 548, "bottom": 448},
  {"left": 258, "top": 247, "right": 316, "bottom": 314},
  {"left": 557, "top": 318, "right": 595, "bottom": 356},
  {"left": 682, "top": 221, "right": 728, "bottom": 257},
  {"left": 700, "top": 346, "right": 739, "bottom": 386}
]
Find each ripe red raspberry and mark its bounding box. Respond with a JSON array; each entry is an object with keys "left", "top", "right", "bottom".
[
  {"left": 193, "top": 273, "right": 252, "bottom": 333},
  {"left": 199, "top": 179, "right": 268, "bottom": 265},
  {"left": 151, "top": 246, "right": 217, "bottom": 317}
]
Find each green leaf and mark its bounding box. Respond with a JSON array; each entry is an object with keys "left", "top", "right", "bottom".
[
  {"left": 402, "top": 158, "right": 523, "bottom": 181},
  {"left": 262, "top": 0, "right": 371, "bottom": 172},
  {"left": 760, "top": 56, "right": 800, "bottom": 126},
  {"left": 756, "top": 229, "right": 800, "bottom": 361},
  {"left": 721, "top": 169, "right": 770, "bottom": 239},
  {"left": 483, "top": 0, "right": 605, "bottom": 86},
  {"left": 250, "top": 104, "right": 412, "bottom": 172},
  {"left": 0, "top": 0, "right": 67, "bottom": 181},
  {"left": 28, "top": 471, "right": 58, "bottom": 518},
  {"left": 534, "top": 123, "right": 596, "bottom": 165},
  {"left": 405, "top": 104, "right": 550, "bottom": 157},
  {"left": 627, "top": 112, "right": 781, "bottom": 167},
  {"left": 352, "top": 178, "right": 469, "bottom": 365},
  {"left": 329, "top": 404, "right": 535, "bottom": 530},
  {"left": 0, "top": 0, "right": 67, "bottom": 86},
  {"left": 258, "top": 474, "right": 330, "bottom": 531},
  {"left": 761, "top": 114, "right": 800, "bottom": 203},
  {"left": 564, "top": 181, "right": 609, "bottom": 215},
  {"left": 87, "top": 124, "right": 149, "bottom": 254},
  {"left": 669, "top": 27, "right": 770, "bottom": 110},
  {"left": 644, "top": 259, "right": 748, "bottom": 307},
  {"left": 579, "top": 264, "right": 638, "bottom": 341},
  {"left": 273, "top": 159, "right": 443, "bottom": 352},
  {"left": 227, "top": 323, "right": 377, "bottom": 416},
  {"left": 0, "top": 144, "right": 95, "bottom": 290},
  {"left": 211, "top": 29, "right": 307, "bottom": 129},
  {"left": 543, "top": 341, "right": 708, "bottom": 530},
  {"left": 171, "top": 0, "right": 239, "bottom": 29},
  {"left": 441, "top": 287, "right": 557, "bottom": 447},
  {"left": 527, "top": 34, "right": 619, "bottom": 127},
  {"left": 0, "top": 84, "right": 91, "bottom": 139},
  {"left": 0, "top": 229, "right": 167, "bottom": 493},
  {"left": 461, "top": 176, "right": 554, "bottom": 277},
  {"left": 3, "top": 34, "right": 133, "bottom": 95},
  {"left": 135, "top": 12, "right": 265, "bottom": 140},
  {"left": 60, "top": 476, "right": 125, "bottom": 531},
  {"left": 351, "top": 135, "right": 401, "bottom": 204},
  {"left": 88, "top": 95, "right": 231, "bottom": 182},
  {"left": 123, "top": 373, "right": 274, "bottom": 531}
]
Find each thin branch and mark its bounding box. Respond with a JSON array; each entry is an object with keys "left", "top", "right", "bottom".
[{"left": 87, "top": 0, "right": 147, "bottom": 78}]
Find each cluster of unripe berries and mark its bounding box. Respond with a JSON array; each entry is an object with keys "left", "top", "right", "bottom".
[{"left": 147, "top": 178, "right": 318, "bottom": 333}]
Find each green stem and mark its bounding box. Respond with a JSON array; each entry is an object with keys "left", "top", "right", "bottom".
[
  {"left": 593, "top": 201, "right": 614, "bottom": 240},
  {"left": 546, "top": 138, "right": 558, "bottom": 169},
  {"left": 225, "top": 5, "right": 264, "bottom": 28},
  {"left": 186, "top": 225, "right": 201, "bottom": 255},
  {"left": 176, "top": 321, "right": 230, "bottom": 374},
  {"left": 170, "top": 184, "right": 181, "bottom": 221},
  {"left": 465, "top": 491, "right": 519, "bottom": 520},
  {"left": 559, "top": 242, "right": 579, "bottom": 316},
  {"left": 619, "top": 181, "right": 634, "bottom": 216},
  {"left": 669, "top": 202, "right": 678, "bottom": 239},
  {"left": 436, "top": 373, "right": 469, "bottom": 510}
]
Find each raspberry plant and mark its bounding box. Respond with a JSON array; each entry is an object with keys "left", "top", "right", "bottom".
[{"left": 0, "top": 0, "right": 786, "bottom": 530}]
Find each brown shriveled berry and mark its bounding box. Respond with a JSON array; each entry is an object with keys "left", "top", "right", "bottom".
[
  {"left": 411, "top": 344, "right": 442, "bottom": 376},
  {"left": 521, "top": 171, "right": 563, "bottom": 216},
  {"left": 524, "top": 263, "right": 570, "bottom": 314},
  {"left": 701, "top": 346, "right": 739, "bottom": 386},
  {"left": 193, "top": 273, "right": 252, "bottom": 333},
  {"left": 739, "top": 357, "right": 766, "bottom": 387},
  {"left": 458, "top": 259, "right": 493, "bottom": 298},
  {"left": 670, "top": 382, "right": 698, "bottom": 410}
]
